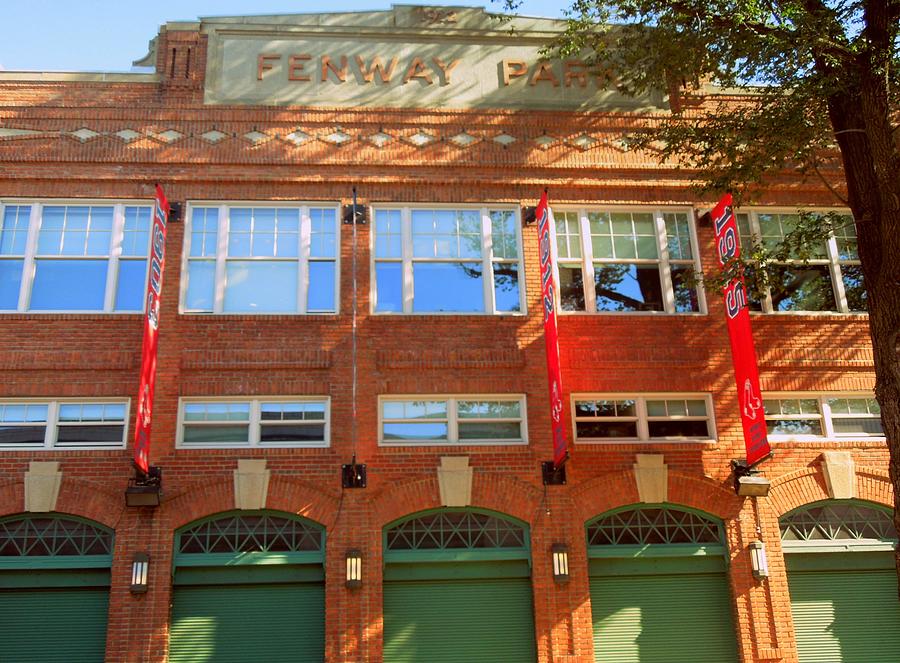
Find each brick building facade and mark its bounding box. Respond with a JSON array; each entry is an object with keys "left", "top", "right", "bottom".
[{"left": 0, "top": 6, "right": 896, "bottom": 663}]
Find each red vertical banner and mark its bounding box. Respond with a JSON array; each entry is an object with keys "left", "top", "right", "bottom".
[
  {"left": 132, "top": 184, "right": 170, "bottom": 475},
  {"left": 535, "top": 191, "right": 569, "bottom": 469},
  {"left": 711, "top": 194, "right": 771, "bottom": 467}
]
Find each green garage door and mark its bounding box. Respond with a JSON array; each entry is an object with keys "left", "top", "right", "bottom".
[
  {"left": 169, "top": 579, "right": 324, "bottom": 663},
  {"left": 781, "top": 501, "right": 900, "bottom": 663},
  {"left": 0, "top": 515, "right": 114, "bottom": 663},
  {"left": 587, "top": 505, "right": 739, "bottom": 663},
  {"left": 382, "top": 509, "right": 537, "bottom": 663},
  {"left": 169, "top": 511, "right": 326, "bottom": 663}
]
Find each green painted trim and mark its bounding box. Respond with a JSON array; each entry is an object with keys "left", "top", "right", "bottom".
[
  {"left": 587, "top": 543, "right": 726, "bottom": 560},
  {"left": 384, "top": 559, "right": 531, "bottom": 581},
  {"left": 782, "top": 541, "right": 896, "bottom": 554},
  {"left": 383, "top": 506, "right": 530, "bottom": 532},
  {"left": 0, "top": 555, "right": 113, "bottom": 570},
  {"left": 785, "top": 550, "right": 895, "bottom": 572},
  {"left": 585, "top": 503, "right": 727, "bottom": 549},
  {"left": 780, "top": 498, "right": 893, "bottom": 520},
  {"left": 0, "top": 568, "right": 111, "bottom": 588},
  {"left": 173, "top": 509, "right": 326, "bottom": 570},
  {"left": 174, "top": 564, "right": 325, "bottom": 586},
  {"left": 382, "top": 507, "right": 530, "bottom": 563},
  {"left": 384, "top": 548, "right": 530, "bottom": 564},
  {"left": 590, "top": 555, "right": 727, "bottom": 576},
  {"left": 173, "top": 551, "right": 324, "bottom": 568}
]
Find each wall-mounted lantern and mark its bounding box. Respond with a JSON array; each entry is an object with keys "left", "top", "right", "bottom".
[
  {"left": 551, "top": 543, "right": 570, "bottom": 584},
  {"left": 346, "top": 549, "right": 362, "bottom": 589},
  {"left": 130, "top": 552, "right": 150, "bottom": 594}
]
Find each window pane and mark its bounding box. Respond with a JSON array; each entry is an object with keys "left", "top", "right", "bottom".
[
  {"left": 375, "top": 262, "right": 403, "bottom": 312},
  {"left": 186, "top": 261, "right": 215, "bottom": 311},
  {"left": 260, "top": 423, "right": 325, "bottom": 443},
  {"left": 309, "top": 208, "right": 336, "bottom": 258},
  {"left": 56, "top": 425, "right": 124, "bottom": 446},
  {"left": 225, "top": 261, "right": 298, "bottom": 312},
  {"left": 841, "top": 264, "right": 866, "bottom": 312},
  {"left": 183, "top": 425, "right": 250, "bottom": 444},
  {"left": 30, "top": 260, "right": 107, "bottom": 311},
  {"left": 383, "top": 401, "right": 447, "bottom": 420},
  {"left": 769, "top": 265, "right": 837, "bottom": 312},
  {"left": 558, "top": 265, "right": 585, "bottom": 311},
  {"left": 1, "top": 206, "right": 29, "bottom": 255},
  {"left": 0, "top": 426, "right": 46, "bottom": 446},
  {"left": 648, "top": 420, "right": 709, "bottom": 438},
  {"left": 0, "top": 260, "right": 23, "bottom": 309},
  {"left": 190, "top": 208, "right": 219, "bottom": 257},
  {"left": 307, "top": 261, "right": 336, "bottom": 312},
  {"left": 832, "top": 417, "right": 883, "bottom": 435},
  {"left": 671, "top": 265, "right": 700, "bottom": 312},
  {"left": 122, "top": 207, "right": 151, "bottom": 256},
  {"left": 594, "top": 264, "right": 663, "bottom": 312},
  {"left": 383, "top": 422, "right": 448, "bottom": 441},
  {"left": 412, "top": 262, "right": 484, "bottom": 313},
  {"left": 493, "top": 263, "right": 520, "bottom": 312},
  {"left": 646, "top": 400, "right": 667, "bottom": 416},
  {"left": 490, "top": 211, "right": 518, "bottom": 259},
  {"left": 767, "top": 419, "right": 822, "bottom": 436},
  {"left": 458, "top": 422, "right": 521, "bottom": 440},
  {"left": 115, "top": 259, "right": 147, "bottom": 311},
  {"left": 576, "top": 421, "right": 638, "bottom": 438},
  {"left": 457, "top": 401, "right": 521, "bottom": 418},
  {"left": 375, "top": 210, "right": 402, "bottom": 258}
]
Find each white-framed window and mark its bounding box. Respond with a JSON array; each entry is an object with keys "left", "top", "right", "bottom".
[
  {"left": 0, "top": 400, "right": 129, "bottom": 450},
  {"left": 372, "top": 205, "right": 525, "bottom": 314},
  {"left": 551, "top": 208, "right": 704, "bottom": 314},
  {"left": 379, "top": 396, "right": 527, "bottom": 445},
  {"left": 736, "top": 211, "right": 864, "bottom": 313},
  {"left": 177, "top": 398, "right": 330, "bottom": 448},
  {"left": 572, "top": 394, "right": 715, "bottom": 442},
  {"left": 182, "top": 203, "right": 340, "bottom": 314},
  {"left": 0, "top": 201, "right": 152, "bottom": 312},
  {"left": 764, "top": 394, "right": 883, "bottom": 440}
]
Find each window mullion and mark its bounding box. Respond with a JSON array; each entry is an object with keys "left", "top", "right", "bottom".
[
  {"left": 18, "top": 203, "right": 41, "bottom": 312},
  {"left": 636, "top": 398, "right": 650, "bottom": 441},
  {"left": 299, "top": 207, "right": 311, "bottom": 314},
  {"left": 213, "top": 205, "right": 228, "bottom": 313},
  {"left": 826, "top": 234, "right": 849, "bottom": 313},
  {"left": 548, "top": 206, "right": 563, "bottom": 313},
  {"left": 46, "top": 401, "right": 58, "bottom": 449},
  {"left": 820, "top": 398, "right": 835, "bottom": 438},
  {"left": 401, "top": 208, "right": 413, "bottom": 313},
  {"left": 448, "top": 398, "right": 458, "bottom": 443},
  {"left": 250, "top": 400, "right": 261, "bottom": 447},
  {"left": 751, "top": 213, "right": 774, "bottom": 313},
  {"left": 579, "top": 210, "right": 596, "bottom": 313},
  {"left": 481, "top": 208, "right": 495, "bottom": 314},
  {"left": 104, "top": 204, "right": 126, "bottom": 312},
  {"left": 655, "top": 211, "right": 675, "bottom": 314}
]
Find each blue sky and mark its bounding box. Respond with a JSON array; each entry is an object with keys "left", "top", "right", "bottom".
[{"left": 0, "top": 1, "right": 568, "bottom": 72}]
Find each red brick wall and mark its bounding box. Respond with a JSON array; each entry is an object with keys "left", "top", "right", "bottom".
[{"left": 0, "top": 28, "right": 887, "bottom": 663}]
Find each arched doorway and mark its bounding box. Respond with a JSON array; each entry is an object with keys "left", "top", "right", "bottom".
[
  {"left": 0, "top": 514, "right": 114, "bottom": 662},
  {"left": 781, "top": 500, "right": 900, "bottom": 662},
  {"left": 382, "top": 508, "right": 537, "bottom": 663},
  {"left": 587, "top": 504, "right": 739, "bottom": 663},
  {"left": 168, "top": 510, "right": 326, "bottom": 663}
]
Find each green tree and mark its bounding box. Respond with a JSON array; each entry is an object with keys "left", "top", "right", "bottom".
[{"left": 503, "top": 0, "right": 900, "bottom": 548}]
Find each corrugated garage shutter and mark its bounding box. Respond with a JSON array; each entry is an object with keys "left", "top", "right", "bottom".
[
  {"left": 0, "top": 581, "right": 109, "bottom": 663},
  {"left": 586, "top": 506, "right": 739, "bottom": 663},
  {"left": 168, "top": 581, "right": 325, "bottom": 663},
  {"left": 589, "top": 569, "right": 739, "bottom": 663},
  {"left": 787, "top": 553, "right": 900, "bottom": 663},
  {"left": 169, "top": 512, "right": 326, "bottom": 663},
  {"left": 383, "top": 576, "right": 536, "bottom": 663},
  {"left": 0, "top": 515, "right": 114, "bottom": 663},
  {"left": 382, "top": 509, "right": 537, "bottom": 663}
]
